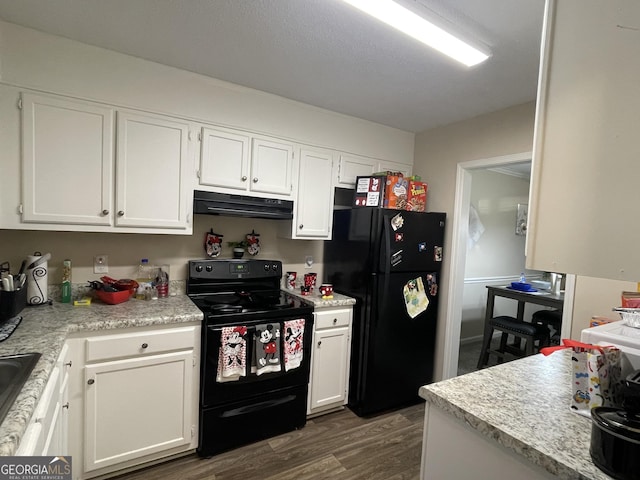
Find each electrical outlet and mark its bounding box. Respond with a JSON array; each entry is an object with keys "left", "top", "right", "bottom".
[{"left": 94, "top": 255, "right": 109, "bottom": 274}]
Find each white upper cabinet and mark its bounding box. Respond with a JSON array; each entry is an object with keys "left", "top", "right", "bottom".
[
  {"left": 199, "top": 127, "right": 250, "bottom": 190},
  {"left": 526, "top": 0, "right": 640, "bottom": 280},
  {"left": 198, "top": 127, "right": 295, "bottom": 199},
  {"left": 250, "top": 138, "right": 295, "bottom": 196},
  {"left": 21, "top": 92, "right": 114, "bottom": 226},
  {"left": 116, "top": 110, "right": 191, "bottom": 230},
  {"left": 377, "top": 160, "right": 412, "bottom": 177},
  {"left": 19, "top": 91, "right": 193, "bottom": 234},
  {"left": 292, "top": 147, "right": 335, "bottom": 239},
  {"left": 336, "top": 154, "right": 378, "bottom": 187}
]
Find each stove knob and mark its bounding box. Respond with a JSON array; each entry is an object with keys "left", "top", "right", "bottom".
[
  {"left": 195, "top": 265, "right": 203, "bottom": 272},
  {"left": 263, "top": 264, "right": 269, "bottom": 271},
  {"left": 206, "top": 265, "right": 213, "bottom": 272},
  {"left": 272, "top": 263, "right": 279, "bottom": 271}
]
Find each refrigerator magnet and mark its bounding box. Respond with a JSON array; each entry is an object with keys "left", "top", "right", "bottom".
[
  {"left": 418, "top": 242, "right": 427, "bottom": 252},
  {"left": 391, "top": 213, "right": 404, "bottom": 231},
  {"left": 391, "top": 250, "right": 403, "bottom": 266},
  {"left": 426, "top": 273, "right": 438, "bottom": 296},
  {"left": 434, "top": 246, "right": 443, "bottom": 262},
  {"left": 395, "top": 233, "right": 404, "bottom": 242}
]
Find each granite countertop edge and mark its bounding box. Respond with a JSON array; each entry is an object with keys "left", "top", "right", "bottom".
[
  {"left": 283, "top": 289, "right": 356, "bottom": 307},
  {"left": 419, "top": 351, "right": 611, "bottom": 480},
  {"left": 0, "top": 295, "right": 204, "bottom": 456}
]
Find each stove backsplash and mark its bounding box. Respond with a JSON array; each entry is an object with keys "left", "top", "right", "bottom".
[{"left": 0, "top": 215, "right": 324, "bottom": 293}]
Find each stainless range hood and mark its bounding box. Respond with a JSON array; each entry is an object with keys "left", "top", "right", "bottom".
[{"left": 193, "top": 190, "right": 294, "bottom": 220}]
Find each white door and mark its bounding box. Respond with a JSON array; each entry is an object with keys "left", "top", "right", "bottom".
[
  {"left": 309, "top": 327, "right": 349, "bottom": 411},
  {"left": 21, "top": 93, "right": 114, "bottom": 225},
  {"left": 295, "top": 148, "right": 335, "bottom": 238},
  {"left": 199, "top": 127, "right": 250, "bottom": 191},
  {"left": 250, "top": 138, "right": 294, "bottom": 196},
  {"left": 115, "top": 111, "right": 190, "bottom": 229},
  {"left": 84, "top": 350, "right": 194, "bottom": 472}
]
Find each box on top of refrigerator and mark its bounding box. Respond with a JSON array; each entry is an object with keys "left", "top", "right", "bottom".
[
  {"left": 406, "top": 181, "right": 427, "bottom": 212},
  {"left": 383, "top": 174, "right": 409, "bottom": 210},
  {"left": 353, "top": 175, "right": 386, "bottom": 207}
]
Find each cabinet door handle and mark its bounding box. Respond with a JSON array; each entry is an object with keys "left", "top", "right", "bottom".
[
  {"left": 252, "top": 177, "right": 258, "bottom": 183},
  {"left": 333, "top": 318, "right": 337, "bottom": 324},
  {"left": 62, "top": 402, "right": 70, "bottom": 409},
  {"left": 317, "top": 341, "right": 322, "bottom": 347},
  {"left": 241, "top": 176, "right": 248, "bottom": 181},
  {"left": 87, "top": 379, "right": 95, "bottom": 385},
  {"left": 299, "top": 224, "right": 304, "bottom": 229},
  {"left": 65, "top": 361, "right": 72, "bottom": 367},
  {"left": 117, "top": 210, "right": 125, "bottom": 217},
  {"left": 141, "top": 343, "right": 149, "bottom": 349},
  {"left": 101, "top": 209, "right": 109, "bottom": 216}
]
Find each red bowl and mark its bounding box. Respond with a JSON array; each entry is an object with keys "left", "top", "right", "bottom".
[{"left": 95, "top": 289, "right": 131, "bottom": 305}]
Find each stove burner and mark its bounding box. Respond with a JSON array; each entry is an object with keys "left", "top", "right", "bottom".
[{"left": 208, "top": 304, "right": 244, "bottom": 314}]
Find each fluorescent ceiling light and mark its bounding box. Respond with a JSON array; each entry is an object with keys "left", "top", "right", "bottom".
[{"left": 341, "top": 0, "right": 490, "bottom": 67}]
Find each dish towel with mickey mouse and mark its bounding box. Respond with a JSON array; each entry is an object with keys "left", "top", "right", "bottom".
[
  {"left": 252, "top": 323, "right": 282, "bottom": 376},
  {"left": 216, "top": 326, "right": 247, "bottom": 383},
  {"left": 283, "top": 319, "right": 305, "bottom": 372}
]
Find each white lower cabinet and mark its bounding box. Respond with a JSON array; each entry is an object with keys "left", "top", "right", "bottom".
[
  {"left": 67, "top": 323, "right": 200, "bottom": 479},
  {"left": 16, "top": 344, "right": 71, "bottom": 456},
  {"left": 308, "top": 307, "right": 353, "bottom": 416}
]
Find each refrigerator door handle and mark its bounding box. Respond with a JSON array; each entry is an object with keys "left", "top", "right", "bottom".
[
  {"left": 381, "top": 215, "right": 391, "bottom": 314},
  {"left": 382, "top": 214, "right": 391, "bottom": 277}
]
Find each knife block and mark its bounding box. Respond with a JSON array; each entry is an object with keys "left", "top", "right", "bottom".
[{"left": 0, "top": 287, "right": 27, "bottom": 322}]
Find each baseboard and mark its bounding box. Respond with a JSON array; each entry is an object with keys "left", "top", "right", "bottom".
[
  {"left": 460, "top": 334, "right": 483, "bottom": 345},
  {"left": 460, "top": 332, "right": 502, "bottom": 345}
]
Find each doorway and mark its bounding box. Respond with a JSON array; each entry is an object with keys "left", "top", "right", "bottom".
[{"left": 441, "top": 152, "right": 575, "bottom": 379}]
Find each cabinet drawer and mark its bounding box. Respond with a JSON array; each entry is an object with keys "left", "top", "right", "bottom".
[
  {"left": 315, "top": 309, "right": 351, "bottom": 330},
  {"left": 85, "top": 326, "right": 197, "bottom": 362}
]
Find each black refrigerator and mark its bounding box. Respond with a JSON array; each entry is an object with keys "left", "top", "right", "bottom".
[{"left": 324, "top": 207, "right": 446, "bottom": 417}]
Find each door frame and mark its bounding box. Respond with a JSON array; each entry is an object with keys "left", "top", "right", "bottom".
[{"left": 441, "top": 151, "right": 575, "bottom": 379}]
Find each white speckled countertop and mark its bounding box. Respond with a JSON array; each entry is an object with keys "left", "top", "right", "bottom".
[
  {"left": 283, "top": 289, "right": 356, "bottom": 308},
  {"left": 419, "top": 350, "right": 611, "bottom": 480},
  {"left": 0, "top": 294, "right": 203, "bottom": 456}
]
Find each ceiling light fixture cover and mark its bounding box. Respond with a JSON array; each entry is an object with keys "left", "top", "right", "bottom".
[{"left": 342, "top": 0, "right": 490, "bottom": 67}]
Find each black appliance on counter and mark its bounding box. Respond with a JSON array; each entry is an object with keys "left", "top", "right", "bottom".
[
  {"left": 324, "top": 207, "right": 445, "bottom": 416},
  {"left": 187, "top": 259, "right": 313, "bottom": 457}
]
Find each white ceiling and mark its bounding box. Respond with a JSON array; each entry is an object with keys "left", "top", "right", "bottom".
[{"left": 0, "top": 0, "right": 545, "bottom": 133}]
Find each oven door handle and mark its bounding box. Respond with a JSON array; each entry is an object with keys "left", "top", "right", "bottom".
[{"left": 220, "top": 394, "right": 296, "bottom": 418}]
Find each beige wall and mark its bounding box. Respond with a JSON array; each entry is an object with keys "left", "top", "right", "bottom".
[
  {"left": 415, "top": 102, "right": 539, "bottom": 380},
  {"left": 571, "top": 277, "right": 636, "bottom": 339},
  {"left": 0, "top": 215, "right": 324, "bottom": 291},
  {"left": 415, "top": 102, "right": 638, "bottom": 380}
]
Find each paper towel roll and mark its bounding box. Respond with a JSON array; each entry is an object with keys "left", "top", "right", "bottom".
[{"left": 26, "top": 254, "right": 48, "bottom": 305}]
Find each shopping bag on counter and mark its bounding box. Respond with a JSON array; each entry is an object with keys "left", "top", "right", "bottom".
[{"left": 541, "top": 339, "right": 624, "bottom": 416}]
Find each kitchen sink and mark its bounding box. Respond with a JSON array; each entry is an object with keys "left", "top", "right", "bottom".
[{"left": 0, "top": 353, "right": 41, "bottom": 424}]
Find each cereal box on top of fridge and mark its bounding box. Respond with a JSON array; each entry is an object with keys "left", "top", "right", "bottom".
[
  {"left": 383, "top": 175, "right": 409, "bottom": 210},
  {"left": 353, "top": 175, "right": 386, "bottom": 207},
  {"left": 406, "top": 181, "right": 427, "bottom": 212}
]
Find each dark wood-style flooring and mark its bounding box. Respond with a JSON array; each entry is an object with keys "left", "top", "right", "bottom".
[{"left": 113, "top": 402, "right": 425, "bottom": 480}]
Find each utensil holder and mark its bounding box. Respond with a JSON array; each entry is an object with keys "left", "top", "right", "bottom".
[{"left": 0, "top": 287, "right": 27, "bottom": 321}]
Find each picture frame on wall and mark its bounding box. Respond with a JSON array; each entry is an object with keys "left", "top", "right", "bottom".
[{"left": 515, "top": 203, "right": 528, "bottom": 236}]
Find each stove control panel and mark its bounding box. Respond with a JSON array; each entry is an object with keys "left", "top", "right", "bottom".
[{"left": 189, "top": 259, "right": 282, "bottom": 280}]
